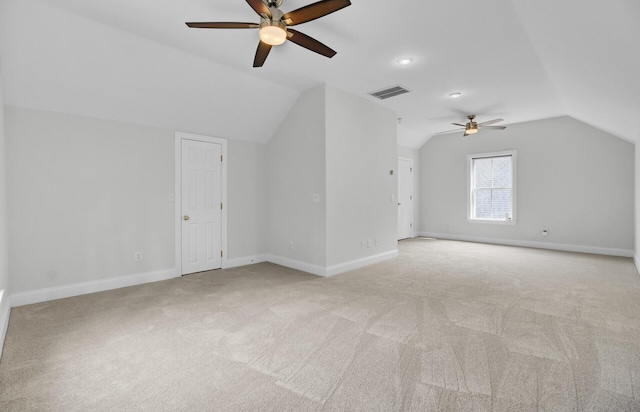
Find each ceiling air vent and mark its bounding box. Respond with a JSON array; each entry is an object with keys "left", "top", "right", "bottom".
[{"left": 368, "top": 85, "right": 410, "bottom": 100}]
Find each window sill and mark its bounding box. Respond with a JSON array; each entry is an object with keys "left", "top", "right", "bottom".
[{"left": 468, "top": 218, "right": 516, "bottom": 225}]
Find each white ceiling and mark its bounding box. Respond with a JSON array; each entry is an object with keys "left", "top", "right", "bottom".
[{"left": 1, "top": 0, "right": 638, "bottom": 147}]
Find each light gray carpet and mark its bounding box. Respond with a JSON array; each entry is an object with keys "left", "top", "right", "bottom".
[{"left": 1, "top": 238, "right": 639, "bottom": 411}]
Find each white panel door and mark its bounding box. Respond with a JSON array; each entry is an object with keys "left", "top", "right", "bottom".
[
  {"left": 397, "top": 157, "right": 413, "bottom": 240},
  {"left": 181, "top": 139, "right": 222, "bottom": 274}
]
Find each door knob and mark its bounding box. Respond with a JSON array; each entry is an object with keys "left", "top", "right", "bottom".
[{"left": 183, "top": 215, "right": 190, "bottom": 221}]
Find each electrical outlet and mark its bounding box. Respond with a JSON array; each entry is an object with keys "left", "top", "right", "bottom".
[
  {"left": 289, "top": 241, "right": 294, "bottom": 250},
  {"left": 134, "top": 252, "right": 143, "bottom": 261},
  {"left": 361, "top": 241, "right": 366, "bottom": 248},
  {"left": 367, "top": 239, "right": 372, "bottom": 248},
  {"left": 542, "top": 230, "right": 548, "bottom": 236}
]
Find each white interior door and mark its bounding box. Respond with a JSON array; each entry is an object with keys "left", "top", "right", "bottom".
[
  {"left": 181, "top": 139, "right": 222, "bottom": 274},
  {"left": 397, "top": 157, "right": 413, "bottom": 240}
]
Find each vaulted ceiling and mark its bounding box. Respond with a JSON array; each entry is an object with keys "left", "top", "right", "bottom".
[{"left": 1, "top": 0, "right": 638, "bottom": 148}]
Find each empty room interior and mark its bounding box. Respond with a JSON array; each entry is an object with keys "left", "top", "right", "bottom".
[{"left": 0, "top": 0, "right": 639, "bottom": 410}]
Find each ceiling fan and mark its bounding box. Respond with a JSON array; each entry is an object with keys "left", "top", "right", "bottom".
[
  {"left": 436, "top": 115, "right": 507, "bottom": 137},
  {"left": 186, "top": 0, "right": 351, "bottom": 67}
]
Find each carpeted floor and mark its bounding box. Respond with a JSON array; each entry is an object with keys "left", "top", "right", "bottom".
[{"left": 1, "top": 238, "right": 639, "bottom": 411}]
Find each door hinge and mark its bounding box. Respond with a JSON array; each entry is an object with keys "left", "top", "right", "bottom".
[
  {"left": 221, "top": 250, "right": 223, "bottom": 258},
  {"left": 221, "top": 202, "right": 223, "bottom": 210},
  {"left": 410, "top": 223, "right": 413, "bottom": 228},
  {"left": 410, "top": 167, "right": 413, "bottom": 172},
  {"left": 221, "top": 155, "right": 223, "bottom": 162},
  {"left": 410, "top": 195, "right": 413, "bottom": 200}
]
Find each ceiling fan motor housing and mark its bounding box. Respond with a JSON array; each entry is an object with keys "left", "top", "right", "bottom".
[
  {"left": 267, "top": 0, "right": 283, "bottom": 8},
  {"left": 466, "top": 115, "right": 477, "bottom": 132},
  {"left": 260, "top": 17, "right": 286, "bottom": 30},
  {"left": 266, "top": 5, "right": 284, "bottom": 21}
]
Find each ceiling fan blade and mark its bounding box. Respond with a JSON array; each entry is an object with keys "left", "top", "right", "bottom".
[
  {"left": 186, "top": 22, "right": 258, "bottom": 29},
  {"left": 282, "top": 0, "right": 351, "bottom": 26},
  {"left": 287, "top": 29, "right": 336, "bottom": 58},
  {"left": 246, "top": 0, "right": 272, "bottom": 18},
  {"left": 434, "top": 128, "right": 465, "bottom": 135},
  {"left": 477, "top": 118, "right": 504, "bottom": 126},
  {"left": 451, "top": 123, "right": 466, "bottom": 127},
  {"left": 253, "top": 41, "right": 272, "bottom": 67},
  {"left": 480, "top": 125, "right": 507, "bottom": 130}
]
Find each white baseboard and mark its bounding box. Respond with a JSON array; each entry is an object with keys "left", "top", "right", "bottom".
[
  {"left": 225, "top": 254, "right": 268, "bottom": 269},
  {"left": 417, "top": 232, "right": 634, "bottom": 258},
  {"left": 265, "top": 254, "right": 327, "bottom": 277},
  {"left": 5, "top": 248, "right": 400, "bottom": 309},
  {"left": 325, "top": 250, "right": 398, "bottom": 277},
  {"left": 266, "top": 249, "right": 398, "bottom": 277},
  {"left": 0, "top": 289, "right": 10, "bottom": 360},
  {"left": 10, "top": 268, "right": 179, "bottom": 307},
  {"left": 634, "top": 254, "right": 640, "bottom": 276}
]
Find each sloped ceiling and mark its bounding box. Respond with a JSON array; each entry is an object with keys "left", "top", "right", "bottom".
[{"left": 1, "top": 0, "right": 638, "bottom": 147}]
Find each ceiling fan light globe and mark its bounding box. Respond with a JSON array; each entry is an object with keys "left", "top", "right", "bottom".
[
  {"left": 260, "top": 25, "right": 286, "bottom": 45},
  {"left": 466, "top": 128, "right": 478, "bottom": 134}
]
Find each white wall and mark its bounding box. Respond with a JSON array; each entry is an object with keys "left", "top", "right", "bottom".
[
  {"left": 227, "top": 139, "right": 268, "bottom": 261},
  {"left": 420, "top": 116, "right": 634, "bottom": 256},
  {"left": 325, "top": 86, "right": 397, "bottom": 266},
  {"left": 397, "top": 145, "right": 420, "bottom": 237},
  {"left": 6, "top": 107, "right": 175, "bottom": 294},
  {"left": 635, "top": 142, "right": 640, "bottom": 272},
  {"left": 4, "top": 106, "right": 277, "bottom": 299},
  {"left": 266, "top": 84, "right": 398, "bottom": 273},
  {"left": 267, "top": 85, "right": 327, "bottom": 267},
  {"left": 0, "top": 69, "right": 11, "bottom": 355}
]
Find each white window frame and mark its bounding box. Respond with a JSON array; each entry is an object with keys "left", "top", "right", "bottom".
[{"left": 467, "top": 150, "right": 517, "bottom": 224}]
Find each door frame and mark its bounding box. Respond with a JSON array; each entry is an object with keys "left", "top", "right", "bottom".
[
  {"left": 175, "top": 131, "right": 228, "bottom": 274},
  {"left": 397, "top": 156, "right": 414, "bottom": 240}
]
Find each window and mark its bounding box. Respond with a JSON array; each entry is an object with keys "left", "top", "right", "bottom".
[{"left": 468, "top": 151, "right": 516, "bottom": 223}]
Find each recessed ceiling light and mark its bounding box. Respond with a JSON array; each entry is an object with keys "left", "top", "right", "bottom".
[
  {"left": 396, "top": 57, "right": 414, "bottom": 66},
  {"left": 449, "top": 92, "right": 462, "bottom": 98}
]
